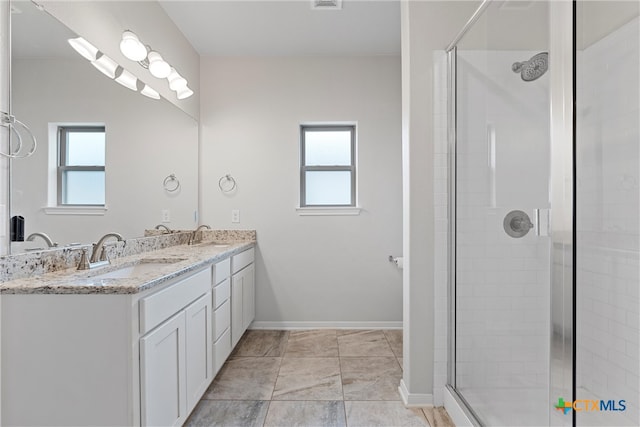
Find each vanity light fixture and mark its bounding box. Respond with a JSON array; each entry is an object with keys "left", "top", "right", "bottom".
[
  {"left": 115, "top": 69, "right": 139, "bottom": 91},
  {"left": 68, "top": 37, "right": 99, "bottom": 61},
  {"left": 69, "top": 32, "right": 192, "bottom": 101},
  {"left": 119, "top": 30, "right": 147, "bottom": 62},
  {"left": 176, "top": 86, "right": 194, "bottom": 100},
  {"left": 147, "top": 51, "right": 171, "bottom": 79},
  {"left": 167, "top": 68, "right": 187, "bottom": 91},
  {"left": 91, "top": 53, "right": 119, "bottom": 79},
  {"left": 68, "top": 37, "right": 158, "bottom": 101},
  {"left": 119, "top": 30, "right": 193, "bottom": 100},
  {"left": 140, "top": 84, "right": 161, "bottom": 100}
]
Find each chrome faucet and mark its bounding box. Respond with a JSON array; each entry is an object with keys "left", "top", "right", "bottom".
[
  {"left": 155, "top": 224, "right": 172, "bottom": 233},
  {"left": 188, "top": 225, "right": 211, "bottom": 245},
  {"left": 26, "top": 232, "right": 57, "bottom": 248},
  {"left": 90, "top": 232, "right": 124, "bottom": 263}
]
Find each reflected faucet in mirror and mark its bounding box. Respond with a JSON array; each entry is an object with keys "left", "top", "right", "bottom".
[
  {"left": 26, "top": 232, "right": 58, "bottom": 248},
  {"left": 155, "top": 224, "right": 172, "bottom": 234},
  {"left": 188, "top": 225, "right": 211, "bottom": 245}
]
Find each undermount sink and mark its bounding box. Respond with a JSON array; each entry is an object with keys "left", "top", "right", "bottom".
[
  {"left": 194, "top": 241, "right": 230, "bottom": 248},
  {"left": 89, "top": 258, "right": 185, "bottom": 280}
]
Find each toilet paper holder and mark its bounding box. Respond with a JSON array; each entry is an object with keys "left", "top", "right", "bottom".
[{"left": 388, "top": 255, "right": 403, "bottom": 269}]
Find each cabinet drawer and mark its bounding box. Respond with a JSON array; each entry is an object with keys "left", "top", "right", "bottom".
[
  {"left": 231, "top": 248, "right": 254, "bottom": 274},
  {"left": 213, "top": 278, "right": 230, "bottom": 309},
  {"left": 140, "top": 268, "right": 211, "bottom": 335},
  {"left": 214, "top": 299, "right": 230, "bottom": 340},
  {"left": 213, "top": 258, "right": 230, "bottom": 284},
  {"left": 213, "top": 328, "right": 231, "bottom": 374}
]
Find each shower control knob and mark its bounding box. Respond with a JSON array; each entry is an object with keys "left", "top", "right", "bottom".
[{"left": 504, "top": 210, "right": 534, "bottom": 238}]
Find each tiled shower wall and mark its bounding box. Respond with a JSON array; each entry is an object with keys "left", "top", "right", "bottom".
[
  {"left": 576, "top": 16, "right": 640, "bottom": 426},
  {"left": 453, "top": 50, "right": 550, "bottom": 394}
]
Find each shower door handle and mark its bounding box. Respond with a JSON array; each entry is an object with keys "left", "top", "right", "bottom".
[{"left": 534, "top": 208, "right": 550, "bottom": 237}]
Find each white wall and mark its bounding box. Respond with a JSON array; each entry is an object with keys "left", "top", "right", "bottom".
[
  {"left": 400, "top": 0, "right": 480, "bottom": 406},
  {"left": 11, "top": 58, "right": 198, "bottom": 247},
  {"left": 200, "top": 56, "right": 402, "bottom": 326}
]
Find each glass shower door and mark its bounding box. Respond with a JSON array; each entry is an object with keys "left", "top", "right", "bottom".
[
  {"left": 452, "top": 2, "right": 552, "bottom": 425},
  {"left": 576, "top": 2, "right": 640, "bottom": 426}
]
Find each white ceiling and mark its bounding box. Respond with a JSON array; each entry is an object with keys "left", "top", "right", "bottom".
[{"left": 158, "top": 0, "right": 401, "bottom": 56}]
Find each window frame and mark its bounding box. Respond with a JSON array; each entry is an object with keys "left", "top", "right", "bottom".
[
  {"left": 300, "top": 124, "right": 356, "bottom": 208},
  {"left": 57, "top": 125, "right": 106, "bottom": 206}
]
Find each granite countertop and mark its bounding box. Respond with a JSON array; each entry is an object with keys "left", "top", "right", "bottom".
[{"left": 0, "top": 240, "right": 255, "bottom": 295}]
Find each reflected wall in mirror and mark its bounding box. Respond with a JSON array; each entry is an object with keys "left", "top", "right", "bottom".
[{"left": 10, "top": 1, "right": 198, "bottom": 253}]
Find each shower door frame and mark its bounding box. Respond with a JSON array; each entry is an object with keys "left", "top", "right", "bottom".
[{"left": 444, "top": 1, "right": 575, "bottom": 426}]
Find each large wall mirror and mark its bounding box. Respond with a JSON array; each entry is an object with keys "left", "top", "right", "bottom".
[{"left": 10, "top": 1, "right": 198, "bottom": 253}]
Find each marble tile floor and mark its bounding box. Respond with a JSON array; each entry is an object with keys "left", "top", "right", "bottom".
[{"left": 186, "top": 329, "right": 455, "bottom": 427}]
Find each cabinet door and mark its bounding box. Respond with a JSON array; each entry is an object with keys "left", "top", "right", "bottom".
[
  {"left": 242, "top": 264, "right": 255, "bottom": 331},
  {"left": 231, "top": 273, "right": 244, "bottom": 347},
  {"left": 185, "top": 292, "right": 213, "bottom": 411},
  {"left": 140, "top": 312, "right": 187, "bottom": 427}
]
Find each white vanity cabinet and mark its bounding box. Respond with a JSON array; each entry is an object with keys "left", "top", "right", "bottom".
[
  {"left": 139, "top": 268, "right": 212, "bottom": 427},
  {"left": 212, "top": 258, "right": 232, "bottom": 373},
  {"left": 140, "top": 310, "right": 187, "bottom": 427},
  {"left": 1, "top": 265, "right": 213, "bottom": 427},
  {"left": 231, "top": 248, "right": 255, "bottom": 346}
]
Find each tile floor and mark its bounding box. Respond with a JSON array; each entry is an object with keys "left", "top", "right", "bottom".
[{"left": 185, "top": 329, "right": 455, "bottom": 427}]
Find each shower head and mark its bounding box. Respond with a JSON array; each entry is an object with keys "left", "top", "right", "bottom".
[{"left": 512, "top": 52, "right": 548, "bottom": 81}]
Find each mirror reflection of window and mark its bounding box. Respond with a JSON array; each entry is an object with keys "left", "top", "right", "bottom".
[{"left": 57, "top": 126, "right": 106, "bottom": 205}]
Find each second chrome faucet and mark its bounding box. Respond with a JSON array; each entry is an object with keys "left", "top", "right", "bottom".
[{"left": 78, "top": 232, "right": 124, "bottom": 270}]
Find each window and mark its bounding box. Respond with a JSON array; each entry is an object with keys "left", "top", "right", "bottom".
[
  {"left": 300, "top": 125, "right": 356, "bottom": 207},
  {"left": 58, "top": 126, "right": 106, "bottom": 205}
]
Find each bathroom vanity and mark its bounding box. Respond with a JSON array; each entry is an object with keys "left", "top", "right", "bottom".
[{"left": 0, "top": 239, "right": 255, "bottom": 426}]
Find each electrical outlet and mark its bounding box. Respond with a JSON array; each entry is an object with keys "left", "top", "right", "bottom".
[
  {"left": 161, "top": 209, "right": 171, "bottom": 223},
  {"left": 231, "top": 209, "right": 240, "bottom": 223}
]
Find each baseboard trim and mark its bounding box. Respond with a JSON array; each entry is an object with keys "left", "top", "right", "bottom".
[
  {"left": 249, "top": 321, "right": 402, "bottom": 330},
  {"left": 398, "top": 379, "right": 434, "bottom": 407}
]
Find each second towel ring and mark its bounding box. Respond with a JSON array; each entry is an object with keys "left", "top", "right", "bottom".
[
  {"left": 0, "top": 111, "right": 37, "bottom": 159},
  {"left": 163, "top": 174, "right": 180, "bottom": 192},
  {"left": 218, "top": 174, "right": 236, "bottom": 193}
]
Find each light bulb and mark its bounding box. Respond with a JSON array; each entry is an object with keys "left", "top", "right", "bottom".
[
  {"left": 91, "top": 54, "right": 119, "bottom": 79},
  {"left": 167, "top": 68, "right": 188, "bottom": 91},
  {"left": 140, "top": 85, "right": 160, "bottom": 100},
  {"left": 120, "top": 31, "right": 147, "bottom": 62},
  {"left": 147, "top": 51, "right": 170, "bottom": 78},
  {"left": 115, "top": 69, "right": 138, "bottom": 91},
  {"left": 176, "top": 86, "right": 194, "bottom": 100},
  {"left": 68, "top": 37, "right": 99, "bottom": 61}
]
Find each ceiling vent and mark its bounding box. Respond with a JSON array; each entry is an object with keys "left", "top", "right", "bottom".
[{"left": 312, "top": 0, "right": 342, "bottom": 11}]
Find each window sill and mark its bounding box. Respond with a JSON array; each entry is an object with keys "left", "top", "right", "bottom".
[
  {"left": 43, "top": 206, "right": 108, "bottom": 216},
  {"left": 296, "top": 206, "right": 361, "bottom": 216}
]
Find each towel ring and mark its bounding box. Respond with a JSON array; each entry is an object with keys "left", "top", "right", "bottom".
[
  {"left": 163, "top": 174, "right": 180, "bottom": 192},
  {"left": 0, "top": 111, "right": 37, "bottom": 159},
  {"left": 218, "top": 174, "right": 236, "bottom": 193}
]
